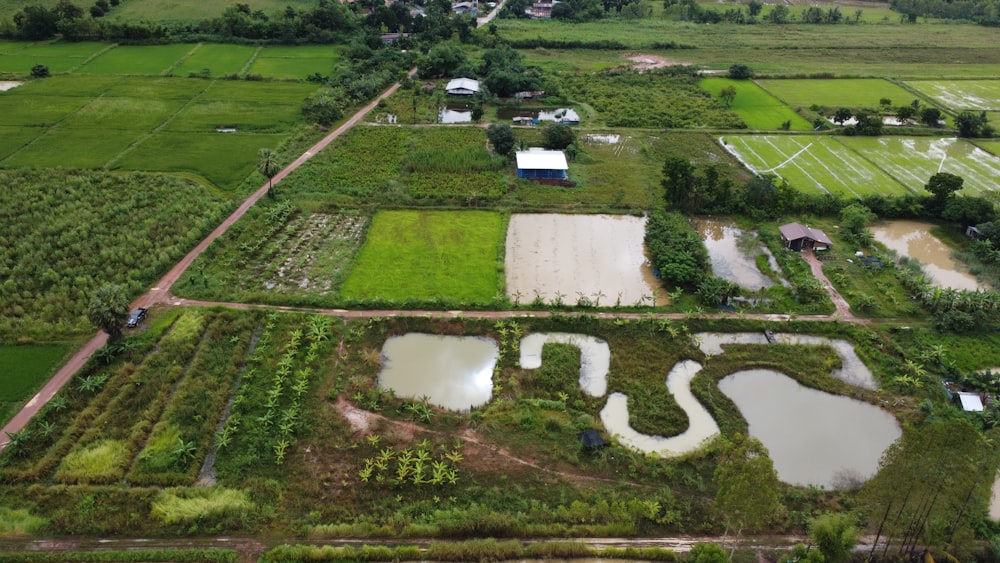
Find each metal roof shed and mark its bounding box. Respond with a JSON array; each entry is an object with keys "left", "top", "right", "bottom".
[
  {"left": 515, "top": 149, "right": 569, "bottom": 179},
  {"left": 445, "top": 77, "right": 480, "bottom": 96},
  {"left": 957, "top": 392, "right": 985, "bottom": 412},
  {"left": 778, "top": 222, "right": 833, "bottom": 251}
]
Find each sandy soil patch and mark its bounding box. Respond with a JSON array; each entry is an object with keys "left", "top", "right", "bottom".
[{"left": 625, "top": 53, "right": 690, "bottom": 72}]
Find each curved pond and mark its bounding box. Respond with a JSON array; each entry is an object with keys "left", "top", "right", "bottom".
[
  {"left": 695, "top": 332, "right": 876, "bottom": 389},
  {"left": 719, "top": 369, "right": 901, "bottom": 488},
  {"left": 378, "top": 333, "right": 498, "bottom": 411},
  {"left": 520, "top": 332, "right": 610, "bottom": 397},
  {"left": 600, "top": 360, "right": 720, "bottom": 457}
]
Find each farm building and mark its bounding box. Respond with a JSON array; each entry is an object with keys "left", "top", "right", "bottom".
[
  {"left": 445, "top": 77, "right": 480, "bottom": 96},
  {"left": 515, "top": 149, "right": 569, "bottom": 180},
  {"left": 779, "top": 222, "right": 833, "bottom": 251}
]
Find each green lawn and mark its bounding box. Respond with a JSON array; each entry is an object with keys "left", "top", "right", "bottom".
[
  {"left": 76, "top": 44, "right": 195, "bottom": 75},
  {"left": 0, "top": 343, "right": 72, "bottom": 425},
  {"left": 0, "top": 94, "right": 90, "bottom": 126},
  {"left": 59, "top": 96, "right": 187, "bottom": 131},
  {"left": 904, "top": 79, "right": 1000, "bottom": 111},
  {"left": 115, "top": 131, "right": 286, "bottom": 190},
  {"left": 341, "top": 210, "right": 503, "bottom": 304},
  {"left": 756, "top": 78, "right": 919, "bottom": 109},
  {"left": 247, "top": 57, "right": 334, "bottom": 80},
  {"left": 4, "top": 128, "right": 139, "bottom": 168},
  {"left": 700, "top": 78, "right": 813, "bottom": 130},
  {"left": 171, "top": 44, "right": 258, "bottom": 78},
  {"left": 0, "top": 127, "right": 42, "bottom": 160},
  {"left": 165, "top": 100, "right": 304, "bottom": 133}
]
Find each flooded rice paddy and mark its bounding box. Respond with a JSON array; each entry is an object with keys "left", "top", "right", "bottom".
[
  {"left": 505, "top": 214, "right": 668, "bottom": 306},
  {"left": 870, "top": 220, "right": 982, "bottom": 290},
  {"left": 520, "top": 333, "right": 610, "bottom": 397},
  {"left": 601, "top": 360, "right": 720, "bottom": 457},
  {"left": 695, "top": 219, "right": 784, "bottom": 290},
  {"left": 378, "top": 333, "right": 498, "bottom": 411},
  {"left": 719, "top": 369, "right": 901, "bottom": 488},
  {"left": 497, "top": 107, "right": 580, "bottom": 123}
]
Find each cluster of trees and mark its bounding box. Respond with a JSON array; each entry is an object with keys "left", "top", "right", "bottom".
[
  {"left": 661, "top": 156, "right": 799, "bottom": 220},
  {"left": 891, "top": 0, "right": 1000, "bottom": 25},
  {"left": 418, "top": 43, "right": 542, "bottom": 98},
  {"left": 664, "top": 0, "right": 861, "bottom": 24},
  {"left": 2, "top": 0, "right": 474, "bottom": 44}
]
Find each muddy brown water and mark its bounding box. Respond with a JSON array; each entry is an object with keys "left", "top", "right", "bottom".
[
  {"left": 505, "top": 214, "right": 669, "bottom": 307},
  {"left": 870, "top": 220, "right": 983, "bottom": 290},
  {"left": 695, "top": 219, "right": 785, "bottom": 290},
  {"left": 600, "top": 360, "right": 720, "bottom": 457},
  {"left": 719, "top": 369, "right": 901, "bottom": 488},
  {"left": 378, "top": 333, "right": 498, "bottom": 411}
]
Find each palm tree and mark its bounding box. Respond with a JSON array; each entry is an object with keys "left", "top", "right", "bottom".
[{"left": 258, "top": 148, "right": 280, "bottom": 197}]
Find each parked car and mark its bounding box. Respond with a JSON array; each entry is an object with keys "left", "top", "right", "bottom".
[{"left": 127, "top": 307, "right": 148, "bottom": 328}]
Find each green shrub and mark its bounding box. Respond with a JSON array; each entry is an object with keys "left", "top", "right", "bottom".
[{"left": 150, "top": 487, "right": 253, "bottom": 525}]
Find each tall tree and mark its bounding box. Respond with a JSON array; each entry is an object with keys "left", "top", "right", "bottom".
[
  {"left": 88, "top": 284, "right": 130, "bottom": 340},
  {"left": 925, "top": 172, "right": 964, "bottom": 211},
  {"left": 718, "top": 85, "right": 737, "bottom": 107},
  {"left": 714, "top": 434, "right": 783, "bottom": 560},
  {"left": 861, "top": 419, "right": 995, "bottom": 558},
  {"left": 486, "top": 123, "right": 516, "bottom": 157},
  {"left": 258, "top": 148, "right": 280, "bottom": 196}
]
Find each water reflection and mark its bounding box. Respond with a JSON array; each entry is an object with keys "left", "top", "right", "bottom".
[
  {"left": 870, "top": 220, "right": 982, "bottom": 290},
  {"left": 378, "top": 333, "right": 498, "bottom": 411}
]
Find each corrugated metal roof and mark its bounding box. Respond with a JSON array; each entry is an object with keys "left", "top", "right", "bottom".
[
  {"left": 779, "top": 222, "right": 832, "bottom": 245},
  {"left": 515, "top": 149, "right": 568, "bottom": 170},
  {"left": 957, "top": 392, "right": 984, "bottom": 412},
  {"left": 445, "top": 78, "right": 480, "bottom": 92}
]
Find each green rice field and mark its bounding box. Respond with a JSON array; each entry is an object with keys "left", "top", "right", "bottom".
[
  {"left": 76, "top": 44, "right": 197, "bottom": 75},
  {"left": 904, "top": 80, "right": 1000, "bottom": 111},
  {"left": 700, "top": 78, "right": 812, "bottom": 131},
  {"left": 720, "top": 135, "right": 1000, "bottom": 197},
  {"left": 341, "top": 210, "right": 503, "bottom": 304},
  {"left": 248, "top": 45, "right": 340, "bottom": 80},
  {"left": 0, "top": 76, "right": 315, "bottom": 190},
  {"left": 171, "top": 44, "right": 258, "bottom": 77},
  {"left": 756, "top": 79, "right": 919, "bottom": 109},
  {"left": 107, "top": 0, "right": 317, "bottom": 23},
  {"left": 0, "top": 343, "right": 72, "bottom": 425}
]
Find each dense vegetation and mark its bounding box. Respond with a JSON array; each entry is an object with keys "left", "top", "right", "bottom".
[{"left": 0, "top": 170, "right": 231, "bottom": 339}]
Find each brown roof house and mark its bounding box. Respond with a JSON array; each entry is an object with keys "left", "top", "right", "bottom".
[{"left": 779, "top": 222, "right": 832, "bottom": 252}]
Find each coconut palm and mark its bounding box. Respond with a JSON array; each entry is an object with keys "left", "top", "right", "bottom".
[{"left": 258, "top": 148, "right": 280, "bottom": 196}]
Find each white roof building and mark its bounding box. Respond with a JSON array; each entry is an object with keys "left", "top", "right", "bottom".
[
  {"left": 515, "top": 149, "right": 569, "bottom": 180},
  {"left": 445, "top": 77, "right": 480, "bottom": 96},
  {"left": 957, "top": 391, "right": 985, "bottom": 412}
]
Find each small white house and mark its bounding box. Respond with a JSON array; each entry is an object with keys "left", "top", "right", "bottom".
[
  {"left": 515, "top": 149, "right": 569, "bottom": 180},
  {"left": 445, "top": 77, "right": 480, "bottom": 96}
]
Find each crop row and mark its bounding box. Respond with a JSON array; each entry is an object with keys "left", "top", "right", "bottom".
[{"left": 0, "top": 170, "right": 231, "bottom": 340}]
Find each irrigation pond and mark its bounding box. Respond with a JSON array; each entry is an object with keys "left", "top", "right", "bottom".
[
  {"left": 719, "top": 369, "right": 901, "bottom": 488},
  {"left": 695, "top": 219, "right": 784, "bottom": 290},
  {"left": 870, "top": 220, "right": 983, "bottom": 291},
  {"left": 378, "top": 333, "right": 499, "bottom": 411}
]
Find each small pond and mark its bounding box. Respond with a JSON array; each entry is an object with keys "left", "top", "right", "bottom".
[
  {"left": 438, "top": 104, "right": 472, "bottom": 124},
  {"left": 0, "top": 81, "right": 22, "bottom": 92},
  {"left": 719, "top": 369, "right": 901, "bottom": 488},
  {"left": 695, "top": 219, "right": 785, "bottom": 290},
  {"left": 520, "top": 333, "right": 610, "bottom": 397},
  {"left": 378, "top": 333, "right": 498, "bottom": 411},
  {"left": 600, "top": 360, "right": 720, "bottom": 457},
  {"left": 498, "top": 107, "right": 580, "bottom": 124},
  {"left": 870, "top": 220, "right": 983, "bottom": 291}
]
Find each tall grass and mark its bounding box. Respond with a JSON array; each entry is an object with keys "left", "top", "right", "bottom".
[
  {"left": 0, "top": 506, "right": 46, "bottom": 537},
  {"left": 150, "top": 487, "right": 253, "bottom": 525},
  {"left": 53, "top": 440, "right": 128, "bottom": 483}
]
